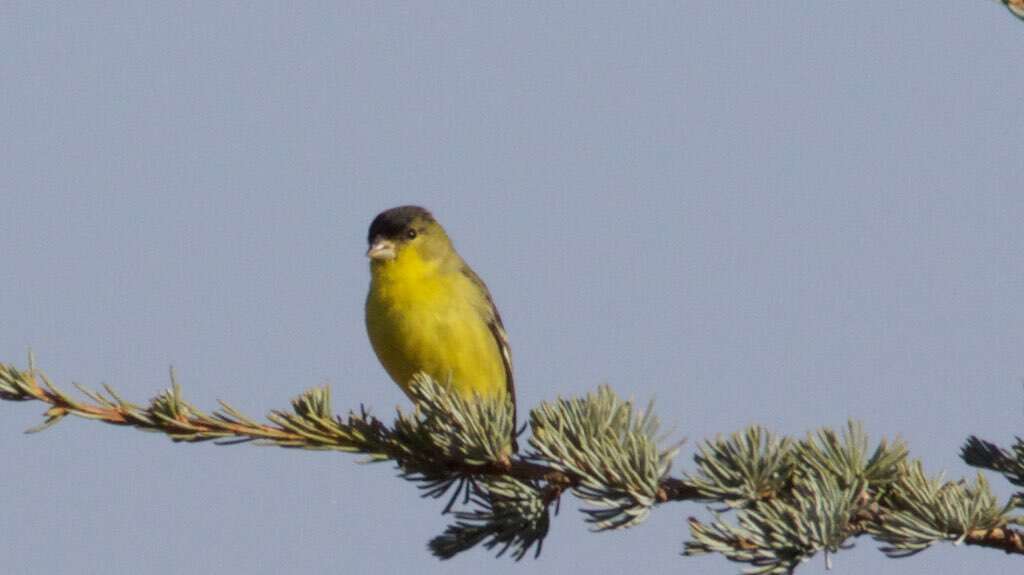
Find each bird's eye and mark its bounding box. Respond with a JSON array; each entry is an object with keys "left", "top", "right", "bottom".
[{"left": 406, "top": 229, "right": 418, "bottom": 239}]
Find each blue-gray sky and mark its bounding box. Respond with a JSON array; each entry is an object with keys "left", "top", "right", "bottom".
[{"left": 2, "top": 3, "right": 1022, "bottom": 574}]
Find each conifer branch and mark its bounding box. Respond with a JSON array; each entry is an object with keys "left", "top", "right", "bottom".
[
  {"left": 867, "top": 462, "right": 1014, "bottom": 557},
  {"left": 3, "top": 357, "right": 1023, "bottom": 570},
  {"left": 1002, "top": 0, "right": 1024, "bottom": 21},
  {"left": 961, "top": 435, "right": 1024, "bottom": 491}
]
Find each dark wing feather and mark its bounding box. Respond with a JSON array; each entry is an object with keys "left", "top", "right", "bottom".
[{"left": 460, "top": 264, "right": 517, "bottom": 448}]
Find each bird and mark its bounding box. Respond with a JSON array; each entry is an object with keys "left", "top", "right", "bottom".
[{"left": 364, "top": 205, "right": 516, "bottom": 444}]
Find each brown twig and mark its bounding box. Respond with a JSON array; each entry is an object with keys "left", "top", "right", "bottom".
[
  {"left": 0, "top": 362, "right": 307, "bottom": 442},
  {"left": 966, "top": 526, "right": 1024, "bottom": 554}
]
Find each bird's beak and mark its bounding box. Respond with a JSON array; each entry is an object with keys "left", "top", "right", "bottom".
[{"left": 366, "top": 238, "right": 397, "bottom": 261}]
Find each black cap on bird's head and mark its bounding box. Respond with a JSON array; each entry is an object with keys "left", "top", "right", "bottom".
[
  {"left": 366, "top": 205, "right": 440, "bottom": 261},
  {"left": 367, "top": 206, "right": 434, "bottom": 243}
]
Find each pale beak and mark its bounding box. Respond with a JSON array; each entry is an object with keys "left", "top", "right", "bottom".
[{"left": 366, "top": 238, "right": 396, "bottom": 261}]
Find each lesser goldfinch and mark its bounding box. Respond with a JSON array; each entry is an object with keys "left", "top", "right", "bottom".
[{"left": 364, "top": 206, "right": 515, "bottom": 430}]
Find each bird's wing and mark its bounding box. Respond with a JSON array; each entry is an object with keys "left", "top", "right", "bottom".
[{"left": 460, "top": 264, "right": 516, "bottom": 436}]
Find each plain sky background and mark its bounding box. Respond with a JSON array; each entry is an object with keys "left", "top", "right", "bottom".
[{"left": 2, "top": 3, "right": 1023, "bottom": 574}]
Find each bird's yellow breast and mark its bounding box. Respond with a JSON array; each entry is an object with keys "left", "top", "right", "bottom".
[{"left": 365, "top": 250, "right": 507, "bottom": 400}]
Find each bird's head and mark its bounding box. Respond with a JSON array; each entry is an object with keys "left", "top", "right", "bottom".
[{"left": 366, "top": 205, "right": 452, "bottom": 264}]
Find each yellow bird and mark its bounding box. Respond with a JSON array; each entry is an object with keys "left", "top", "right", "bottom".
[{"left": 364, "top": 206, "right": 516, "bottom": 432}]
